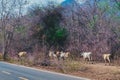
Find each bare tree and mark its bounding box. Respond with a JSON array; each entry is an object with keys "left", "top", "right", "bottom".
[
  {"left": 61, "top": 0, "right": 120, "bottom": 59},
  {"left": 0, "top": 0, "right": 28, "bottom": 60}
]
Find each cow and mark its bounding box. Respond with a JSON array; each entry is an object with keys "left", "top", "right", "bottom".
[{"left": 103, "top": 53, "right": 111, "bottom": 65}]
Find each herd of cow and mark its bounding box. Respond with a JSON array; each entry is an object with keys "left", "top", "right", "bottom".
[
  {"left": 18, "top": 51, "right": 111, "bottom": 65},
  {"left": 48, "top": 51, "right": 70, "bottom": 60},
  {"left": 48, "top": 51, "right": 111, "bottom": 64},
  {"left": 80, "top": 52, "right": 111, "bottom": 64}
]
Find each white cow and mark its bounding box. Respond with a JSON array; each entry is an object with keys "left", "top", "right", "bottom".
[
  {"left": 81, "top": 52, "right": 92, "bottom": 62},
  {"left": 60, "top": 51, "right": 70, "bottom": 60},
  {"left": 48, "top": 51, "right": 57, "bottom": 59}
]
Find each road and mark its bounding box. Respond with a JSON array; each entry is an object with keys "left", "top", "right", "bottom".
[{"left": 0, "top": 61, "right": 90, "bottom": 80}]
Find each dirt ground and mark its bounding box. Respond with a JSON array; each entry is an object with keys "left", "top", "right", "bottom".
[
  {"left": 35, "top": 62, "right": 120, "bottom": 80},
  {"left": 9, "top": 57, "right": 120, "bottom": 80},
  {"left": 70, "top": 63, "right": 120, "bottom": 80}
]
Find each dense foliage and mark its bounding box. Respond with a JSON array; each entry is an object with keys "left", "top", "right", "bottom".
[{"left": 0, "top": 0, "right": 120, "bottom": 60}]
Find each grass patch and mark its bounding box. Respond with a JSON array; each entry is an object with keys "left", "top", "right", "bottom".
[
  {"left": 112, "top": 70, "right": 120, "bottom": 75},
  {"left": 62, "top": 60, "right": 88, "bottom": 72},
  {"left": 0, "top": 54, "right": 3, "bottom": 60}
]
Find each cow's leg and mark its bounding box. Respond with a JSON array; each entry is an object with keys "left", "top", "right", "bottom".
[
  {"left": 104, "top": 58, "right": 107, "bottom": 66},
  {"left": 107, "top": 57, "right": 111, "bottom": 65}
]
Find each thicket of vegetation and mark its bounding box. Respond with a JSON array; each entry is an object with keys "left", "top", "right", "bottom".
[{"left": 0, "top": 0, "right": 120, "bottom": 63}]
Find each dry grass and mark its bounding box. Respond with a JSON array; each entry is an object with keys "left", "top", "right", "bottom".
[
  {"left": 48, "top": 59, "right": 120, "bottom": 80},
  {"left": 4, "top": 55, "right": 120, "bottom": 80},
  {"left": 63, "top": 60, "right": 88, "bottom": 72}
]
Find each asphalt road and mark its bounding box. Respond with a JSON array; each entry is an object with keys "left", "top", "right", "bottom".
[{"left": 0, "top": 61, "right": 90, "bottom": 80}]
